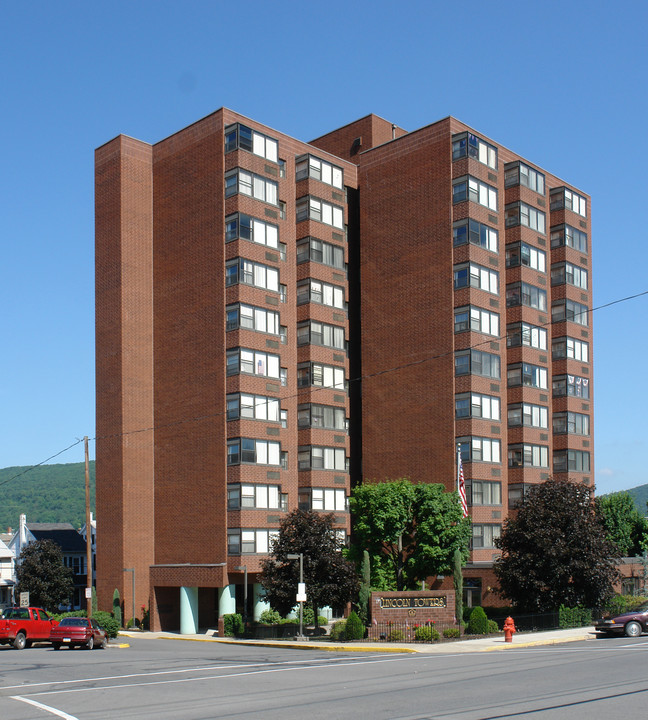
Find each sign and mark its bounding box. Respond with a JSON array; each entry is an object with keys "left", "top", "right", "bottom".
[
  {"left": 379, "top": 596, "right": 447, "bottom": 609},
  {"left": 19, "top": 592, "right": 29, "bottom": 607},
  {"left": 85, "top": 588, "right": 93, "bottom": 599},
  {"left": 296, "top": 582, "right": 307, "bottom": 603}
]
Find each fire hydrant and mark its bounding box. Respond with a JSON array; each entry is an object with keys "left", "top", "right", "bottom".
[{"left": 503, "top": 616, "right": 516, "bottom": 643}]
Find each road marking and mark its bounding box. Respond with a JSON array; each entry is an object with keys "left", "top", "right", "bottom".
[{"left": 10, "top": 696, "right": 79, "bottom": 720}]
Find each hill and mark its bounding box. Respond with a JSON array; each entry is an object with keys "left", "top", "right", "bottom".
[
  {"left": 0, "top": 462, "right": 95, "bottom": 532},
  {"left": 626, "top": 484, "right": 648, "bottom": 515}
]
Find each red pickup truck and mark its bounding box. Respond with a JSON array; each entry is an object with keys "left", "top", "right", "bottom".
[{"left": 0, "top": 607, "right": 57, "bottom": 649}]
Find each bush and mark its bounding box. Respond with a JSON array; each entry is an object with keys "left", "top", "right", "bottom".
[
  {"left": 388, "top": 628, "right": 404, "bottom": 642},
  {"left": 329, "top": 620, "right": 346, "bottom": 641},
  {"left": 345, "top": 611, "right": 364, "bottom": 640},
  {"left": 487, "top": 620, "right": 499, "bottom": 634},
  {"left": 468, "top": 606, "right": 489, "bottom": 635},
  {"left": 443, "top": 627, "right": 460, "bottom": 639},
  {"left": 223, "top": 613, "right": 244, "bottom": 637},
  {"left": 414, "top": 625, "right": 440, "bottom": 642},
  {"left": 259, "top": 609, "right": 282, "bottom": 625},
  {"left": 605, "top": 594, "right": 648, "bottom": 615},
  {"left": 317, "top": 615, "right": 328, "bottom": 626},
  {"left": 112, "top": 589, "right": 122, "bottom": 628},
  {"left": 559, "top": 605, "right": 592, "bottom": 628},
  {"left": 126, "top": 617, "right": 140, "bottom": 629},
  {"left": 94, "top": 611, "right": 120, "bottom": 638}
]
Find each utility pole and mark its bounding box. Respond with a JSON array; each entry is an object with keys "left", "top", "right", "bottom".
[{"left": 85, "top": 437, "right": 92, "bottom": 618}]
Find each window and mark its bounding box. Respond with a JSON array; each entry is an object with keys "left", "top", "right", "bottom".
[
  {"left": 297, "top": 321, "right": 345, "bottom": 350},
  {"left": 227, "top": 484, "right": 284, "bottom": 509},
  {"left": 550, "top": 224, "right": 588, "bottom": 253},
  {"left": 553, "top": 411, "right": 590, "bottom": 436},
  {"left": 553, "top": 449, "right": 590, "bottom": 473},
  {"left": 552, "top": 299, "right": 588, "bottom": 326},
  {"left": 455, "top": 392, "right": 500, "bottom": 420},
  {"left": 227, "top": 528, "right": 280, "bottom": 555},
  {"left": 225, "top": 258, "right": 279, "bottom": 293},
  {"left": 552, "top": 337, "right": 589, "bottom": 363},
  {"left": 551, "top": 262, "right": 588, "bottom": 290},
  {"left": 508, "top": 444, "right": 549, "bottom": 468},
  {"left": 507, "top": 403, "right": 548, "bottom": 429},
  {"left": 550, "top": 187, "right": 587, "bottom": 217},
  {"left": 457, "top": 436, "right": 501, "bottom": 463},
  {"left": 299, "top": 488, "right": 347, "bottom": 511},
  {"left": 453, "top": 262, "right": 499, "bottom": 294},
  {"left": 505, "top": 242, "right": 546, "bottom": 272},
  {"left": 298, "top": 404, "right": 347, "bottom": 431},
  {"left": 296, "top": 154, "right": 344, "bottom": 189},
  {"left": 504, "top": 161, "right": 545, "bottom": 194},
  {"left": 226, "top": 304, "right": 280, "bottom": 335},
  {"left": 452, "top": 218, "right": 498, "bottom": 253},
  {"left": 227, "top": 438, "right": 281, "bottom": 466},
  {"left": 296, "top": 237, "right": 345, "bottom": 269},
  {"left": 297, "top": 362, "right": 346, "bottom": 390},
  {"left": 452, "top": 132, "right": 497, "bottom": 169},
  {"left": 225, "top": 213, "right": 279, "bottom": 249},
  {"left": 472, "top": 524, "right": 501, "bottom": 548},
  {"left": 226, "top": 348, "right": 280, "bottom": 379},
  {"left": 452, "top": 175, "right": 497, "bottom": 211},
  {"left": 225, "top": 168, "right": 278, "bottom": 205},
  {"left": 454, "top": 306, "right": 499, "bottom": 336},
  {"left": 226, "top": 394, "right": 280, "bottom": 422},
  {"left": 505, "top": 202, "right": 546, "bottom": 234},
  {"left": 298, "top": 446, "right": 347, "bottom": 471},
  {"left": 506, "top": 282, "right": 547, "bottom": 311},
  {"left": 296, "top": 196, "right": 344, "bottom": 229},
  {"left": 507, "top": 362, "right": 548, "bottom": 389},
  {"left": 224, "top": 123, "right": 278, "bottom": 163},
  {"left": 552, "top": 373, "right": 590, "bottom": 398},
  {"left": 297, "top": 279, "right": 345, "bottom": 309},
  {"left": 455, "top": 349, "right": 501, "bottom": 379},
  {"left": 506, "top": 322, "right": 547, "bottom": 350},
  {"left": 468, "top": 481, "right": 501, "bottom": 506}
]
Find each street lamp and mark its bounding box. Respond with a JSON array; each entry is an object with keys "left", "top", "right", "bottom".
[
  {"left": 123, "top": 568, "right": 135, "bottom": 629},
  {"left": 286, "top": 553, "right": 306, "bottom": 640},
  {"left": 235, "top": 565, "right": 247, "bottom": 627}
]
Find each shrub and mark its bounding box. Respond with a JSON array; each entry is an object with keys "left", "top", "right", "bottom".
[
  {"left": 317, "top": 615, "right": 328, "bottom": 626},
  {"left": 487, "top": 620, "right": 499, "bottom": 633},
  {"left": 94, "top": 611, "right": 120, "bottom": 638},
  {"left": 329, "top": 620, "right": 346, "bottom": 641},
  {"left": 126, "top": 617, "right": 140, "bottom": 629},
  {"left": 468, "top": 606, "right": 489, "bottom": 635},
  {"left": 443, "top": 627, "right": 460, "bottom": 639},
  {"left": 605, "top": 594, "right": 648, "bottom": 615},
  {"left": 388, "top": 628, "right": 405, "bottom": 642},
  {"left": 259, "top": 609, "right": 282, "bottom": 625},
  {"left": 345, "top": 611, "right": 364, "bottom": 640},
  {"left": 559, "top": 605, "right": 592, "bottom": 628},
  {"left": 223, "top": 613, "right": 244, "bottom": 637},
  {"left": 414, "top": 625, "right": 440, "bottom": 642},
  {"left": 302, "top": 606, "right": 314, "bottom": 626},
  {"left": 112, "top": 589, "right": 122, "bottom": 628}
]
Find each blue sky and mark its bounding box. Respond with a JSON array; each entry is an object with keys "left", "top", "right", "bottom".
[{"left": 0, "top": 0, "right": 646, "bottom": 495}]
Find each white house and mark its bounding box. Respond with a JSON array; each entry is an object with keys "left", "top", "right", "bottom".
[{"left": 0, "top": 538, "right": 14, "bottom": 608}]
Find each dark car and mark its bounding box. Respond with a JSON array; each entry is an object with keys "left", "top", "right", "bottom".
[
  {"left": 50, "top": 617, "right": 108, "bottom": 650},
  {"left": 595, "top": 601, "right": 648, "bottom": 637}
]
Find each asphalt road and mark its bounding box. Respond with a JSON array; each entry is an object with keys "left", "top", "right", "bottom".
[{"left": 1, "top": 635, "right": 647, "bottom": 719}]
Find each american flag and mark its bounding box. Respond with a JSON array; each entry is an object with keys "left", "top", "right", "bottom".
[{"left": 458, "top": 455, "right": 468, "bottom": 519}]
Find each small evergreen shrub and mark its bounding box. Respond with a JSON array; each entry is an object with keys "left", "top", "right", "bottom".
[
  {"left": 94, "top": 611, "right": 120, "bottom": 638},
  {"left": 302, "top": 606, "right": 315, "bottom": 625},
  {"left": 112, "top": 589, "right": 122, "bottom": 628},
  {"left": 468, "top": 606, "right": 489, "bottom": 635},
  {"left": 414, "top": 626, "right": 440, "bottom": 642},
  {"left": 487, "top": 620, "right": 499, "bottom": 633},
  {"left": 317, "top": 615, "right": 328, "bottom": 626},
  {"left": 259, "top": 609, "right": 282, "bottom": 625},
  {"left": 223, "top": 613, "right": 244, "bottom": 637},
  {"left": 345, "top": 611, "right": 365, "bottom": 640},
  {"left": 388, "top": 628, "right": 405, "bottom": 642},
  {"left": 559, "top": 605, "right": 592, "bottom": 628},
  {"left": 329, "top": 620, "right": 346, "bottom": 641},
  {"left": 443, "top": 627, "right": 460, "bottom": 639}
]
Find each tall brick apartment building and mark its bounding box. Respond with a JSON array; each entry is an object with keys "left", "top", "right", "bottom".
[{"left": 96, "top": 110, "right": 593, "bottom": 631}]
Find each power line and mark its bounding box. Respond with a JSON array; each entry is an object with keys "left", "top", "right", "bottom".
[{"left": 2, "top": 287, "right": 647, "bottom": 488}]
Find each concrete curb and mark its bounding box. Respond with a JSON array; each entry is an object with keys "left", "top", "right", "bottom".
[{"left": 482, "top": 632, "right": 595, "bottom": 651}]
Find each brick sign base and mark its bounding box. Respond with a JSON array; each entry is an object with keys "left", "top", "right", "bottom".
[{"left": 370, "top": 590, "right": 456, "bottom": 638}]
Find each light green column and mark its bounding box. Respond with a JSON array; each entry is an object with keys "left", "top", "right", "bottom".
[
  {"left": 219, "top": 584, "right": 236, "bottom": 616},
  {"left": 253, "top": 583, "right": 270, "bottom": 621},
  {"left": 180, "top": 586, "right": 199, "bottom": 635}
]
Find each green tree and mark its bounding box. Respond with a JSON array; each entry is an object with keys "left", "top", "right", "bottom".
[
  {"left": 595, "top": 492, "right": 648, "bottom": 556},
  {"left": 260, "top": 510, "right": 358, "bottom": 623},
  {"left": 15, "top": 539, "right": 74, "bottom": 611},
  {"left": 349, "top": 479, "right": 471, "bottom": 590},
  {"left": 494, "top": 479, "right": 619, "bottom": 612}
]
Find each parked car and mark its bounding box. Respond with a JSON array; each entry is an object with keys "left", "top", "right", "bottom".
[
  {"left": 50, "top": 617, "right": 108, "bottom": 650},
  {"left": 0, "top": 607, "right": 56, "bottom": 649},
  {"left": 595, "top": 602, "right": 648, "bottom": 637}
]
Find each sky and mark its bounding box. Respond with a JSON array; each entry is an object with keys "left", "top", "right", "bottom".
[{"left": 0, "top": 0, "right": 646, "bottom": 496}]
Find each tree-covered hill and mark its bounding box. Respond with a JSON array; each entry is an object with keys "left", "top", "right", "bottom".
[
  {"left": 0, "top": 462, "right": 95, "bottom": 532},
  {"left": 627, "top": 483, "right": 648, "bottom": 515}
]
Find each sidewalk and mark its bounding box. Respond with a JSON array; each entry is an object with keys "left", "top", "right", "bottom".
[{"left": 118, "top": 626, "right": 598, "bottom": 654}]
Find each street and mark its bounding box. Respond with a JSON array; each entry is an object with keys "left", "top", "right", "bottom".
[{"left": 1, "top": 636, "right": 647, "bottom": 719}]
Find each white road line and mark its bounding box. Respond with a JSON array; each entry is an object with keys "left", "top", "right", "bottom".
[{"left": 10, "top": 696, "right": 79, "bottom": 720}]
